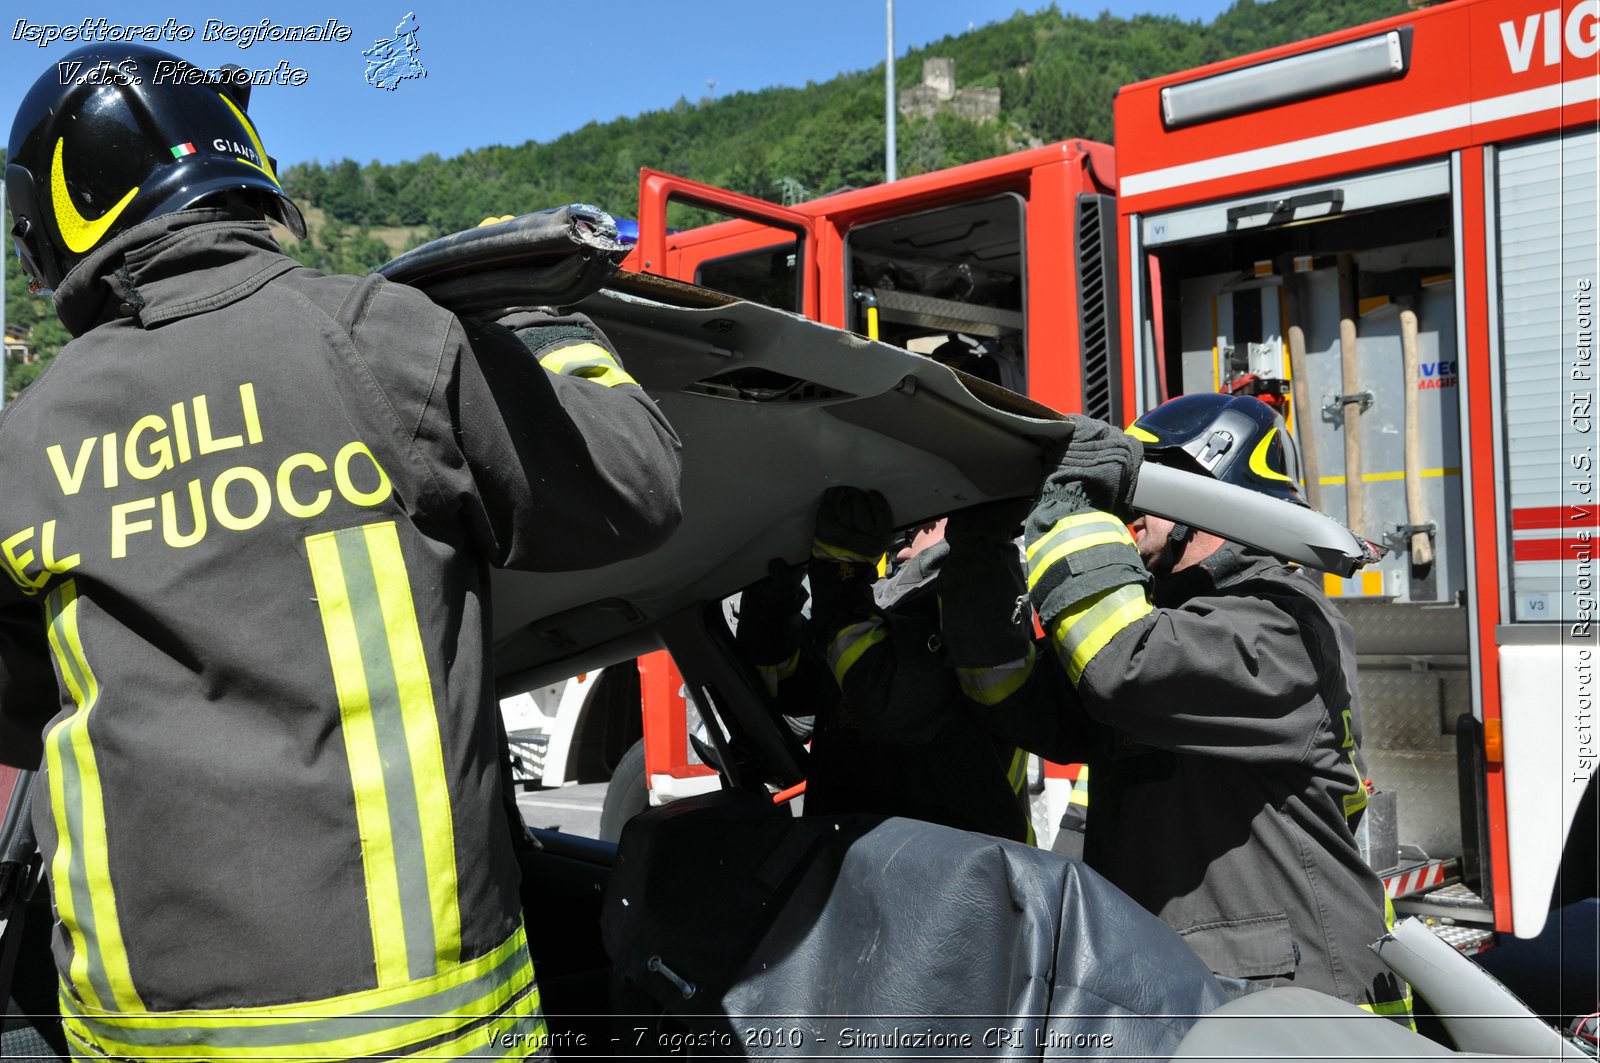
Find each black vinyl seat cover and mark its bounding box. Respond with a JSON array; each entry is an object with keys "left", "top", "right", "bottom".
[{"left": 601, "top": 791, "right": 1230, "bottom": 1058}]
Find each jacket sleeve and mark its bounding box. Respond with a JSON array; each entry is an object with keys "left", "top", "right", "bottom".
[
  {"left": 939, "top": 535, "right": 1085, "bottom": 762},
  {"left": 807, "top": 562, "right": 953, "bottom": 744},
  {"left": 734, "top": 577, "right": 821, "bottom": 735},
  {"left": 957, "top": 639, "right": 1091, "bottom": 764},
  {"left": 0, "top": 600, "right": 57, "bottom": 768},
  {"left": 1073, "top": 585, "right": 1332, "bottom": 764},
  {"left": 1027, "top": 496, "right": 1322, "bottom": 766},
  {"left": 449, "top": 310, "right": 683, "bottom": 571}
]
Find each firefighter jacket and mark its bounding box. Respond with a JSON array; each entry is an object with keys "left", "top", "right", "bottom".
[
  {"left": 0, "top": 211, "right": 683, "bottom": 1060},
  {"left": 739, "top": 540, "right": 1056, "bottom": 842},
  {"left": 1020, "top": 504, "right": 1411, "bottom": 1019}
]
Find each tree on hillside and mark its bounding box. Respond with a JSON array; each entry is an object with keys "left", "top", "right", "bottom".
[
  {"left": 280, "top": 0, "right": 1404, "bottom": 262},
  {"left": 6, "top": 1, "right": 1410, "bottom": 397}
]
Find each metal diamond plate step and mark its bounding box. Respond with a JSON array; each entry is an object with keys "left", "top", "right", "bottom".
[
  {"left": 507, "top": 732, "right": 549, "bottom": 786},
  {"left": 1396, "top": 875, "right": 1495, "bottom": 932},
  {"left": 1425, "top": 920, "right": 1497, "bottom": 953},
  {"left": 1423, "top": 882, "right": 1487, "bottom": 908}
]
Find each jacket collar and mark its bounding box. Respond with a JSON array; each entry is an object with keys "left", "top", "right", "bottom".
[
  {"left": 1153, "top": 544, "right": 1281, "bottom": 606},
  {"left": 54, "top": 209, "right": 300, "bottom": 337},
  {"left": 874, "top": 540, "right": 949, "bottom": 609}
]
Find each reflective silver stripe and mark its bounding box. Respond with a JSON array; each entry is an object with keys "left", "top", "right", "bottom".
[
  {"left": 60, "top": 924, "right": 539, "bottom": 1060},
  {"left": 308, "top": 524, "right": 461, "bottom": 984},
  {"left": 1007, "top": 749, "right": 1037, "bottom": 846},
  {"left": 43, "top": 582, "right": 141, "bottom": 1011},
  {"left": 1026, "top": 512, "right": 1138, "bottom": 592},
  {"left": 825, "top": 620, "right": 886, "bottom": 686},
  {"left": 755, "top": 650, "right": 800, "bottom": 698},
  {"left": 1006, "top": 746, "right": 1028, "bottom": 794},
  {"left": 955, "top": 644, "right": 1037, "bottom": 706},
  {"left": 1051, "top": 582, "right": 1154, "bottom": 683}
]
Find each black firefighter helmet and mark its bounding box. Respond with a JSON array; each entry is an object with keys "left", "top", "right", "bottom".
[
  {"left": 7, "top": 44, "right": 306, "bottom": 291},
  {"left": 1129, "top": 392, "right": 1309, "bottom": 507}
]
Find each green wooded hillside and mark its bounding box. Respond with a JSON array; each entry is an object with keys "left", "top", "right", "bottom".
[
  {"left": 5, "top": 0, "right": 1406, "bottom": 393},
  {"left": 279, "top": 0, "right": 1405, "bottom": 274}
]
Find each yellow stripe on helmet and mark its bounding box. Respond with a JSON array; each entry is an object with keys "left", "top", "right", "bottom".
[
  {"left": 1248, "top": 427, "right": 1292, "bottom": 482},
  {"left": 50, "top": 139, "right": 140, "bottom": 254}
]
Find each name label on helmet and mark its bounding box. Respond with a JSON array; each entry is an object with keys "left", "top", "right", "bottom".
[{"left": 211, "top": 138, "right": 259, "bottom": 163}]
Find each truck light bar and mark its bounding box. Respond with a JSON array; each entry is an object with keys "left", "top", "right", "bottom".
[{"left": 1161, "top": 28, "right": 1409, "bottom": 130}]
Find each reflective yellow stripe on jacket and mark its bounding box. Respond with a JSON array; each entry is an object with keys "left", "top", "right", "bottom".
[
  {"left": 538, "top": 342, "right": 637, "bottom": 388},
  {"left": 811, "top": 541, "right": 884, "bottom": 566},
  {"left": 1024, "top": 511, "right": 1135, "bottom": 593},
  {"left": 1027, "top": 511, "right": 1153, "bottom": 683},
  {"left": 755, "top": 650, "right": 801, "bottom": 698},
  {"left": 306, "top": 521, "right": 461, "bottom": 985},
  {"left": 1359, "top": 988, "right": 1418, "bottom": 1031},
  {"left": 60, "top": 923, "right": 546, "bottom": 1060},
  {"left": 43, "top": 580, "right": 142, "bottom": 1013},
  {"left": 955, "top": 644, "right": 1037, "bottom": 707},
  {"left": 1358, "top": 894, "right": 1416, "bottom": 1030},
  {"left": 1004, "top": 745, "right": 1037, "bottom": 846},
  {"left": 58, "top": 520, "right": 547, "bottom": 1060},
  {"left": 1050, "top": 583, "right": 1153, "bottom": 683},
  {"left": 1069, "top": 765, "right": 1091, "bottom": 808},
  {"left": 824, "top": 619, "right": 887, "bottom": 687},
  {"left": 1339, "top": 707, "right": 1370, "bottom": 821}
]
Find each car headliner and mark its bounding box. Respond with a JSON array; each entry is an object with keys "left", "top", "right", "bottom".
[{"left": 488, "top": 274, "right": 1069, "bottom": 693}]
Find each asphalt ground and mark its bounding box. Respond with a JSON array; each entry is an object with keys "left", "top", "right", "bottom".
[{"left": 517, "top": 781, "right": 607, "bottom": 839}]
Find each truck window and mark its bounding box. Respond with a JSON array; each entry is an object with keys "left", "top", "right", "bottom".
[
  {"left": 845, "top": 194, "right": 1027, "bottom": 392},
  {"left": 695, "top": 240, "right": 800, "bottom": 312},
  {"left": 635, "top": 170, "right": 815, "bottom": 316}
]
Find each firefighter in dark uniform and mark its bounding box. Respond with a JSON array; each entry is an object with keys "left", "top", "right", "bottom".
[
  {"left": 739, "top": 488, "right": 1052, "bottom": 843},
  {"left": 1020, "top": 394, "right": 1412, "bottom": 1021},
  {"left": 0, "top": 45, "right": 682, "bottom": 1060}
]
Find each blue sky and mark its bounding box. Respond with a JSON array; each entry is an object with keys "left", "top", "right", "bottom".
[{"left": 2, "top": 2, "right": 1235, "bottom": 169}]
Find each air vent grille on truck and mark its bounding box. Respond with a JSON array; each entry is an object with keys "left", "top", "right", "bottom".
[{"left": 1076, "top": 193, "right": 1122, "bottom": 424}]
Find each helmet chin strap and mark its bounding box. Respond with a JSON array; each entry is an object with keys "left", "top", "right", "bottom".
[{"left": 1154, "top": 522, "right": 1192, "bottom": 576}]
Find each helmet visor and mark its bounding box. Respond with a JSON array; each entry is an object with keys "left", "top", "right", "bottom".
[{"left": 6, "top": 163, "right": 55, "bottom": 291}]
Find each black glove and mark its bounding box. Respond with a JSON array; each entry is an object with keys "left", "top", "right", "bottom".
[
  {"left": 1039, "top": 415, "right": 1142, "bottom": 522},
  {"left": 945, "top": 498, "right": 1031, "bottom": 548},
  {"left": 1025, "top": 417, "right": 1150, "bottom": 629},
  {"left": 743, "top": 557, "right": 806, "bottom": 610},
  {"left": 812, "top": 486, "right": 893, "bottom": 567},
  {"left": 939, "top": 535, "right": 1031, "bottom": 670}
]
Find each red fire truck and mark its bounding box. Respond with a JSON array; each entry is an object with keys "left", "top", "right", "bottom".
[
  {"left": 562, "top": 0, "right": 1595, "bottom": 946},
  {"left": 606, "top": 140, "right": 1121, "bottom": 828},
  {"left": 1113, "top": 0, "right": 1597, "bottom": 943}
]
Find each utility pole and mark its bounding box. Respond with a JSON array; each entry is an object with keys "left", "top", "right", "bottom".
[{"left": 885, "top": 0, "right": 897, "bottom": 183}]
